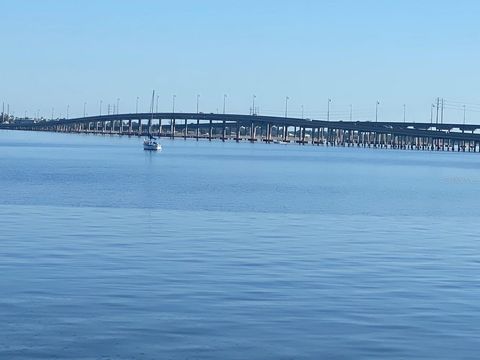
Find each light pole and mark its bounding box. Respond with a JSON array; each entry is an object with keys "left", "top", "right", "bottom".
[
  {"left": 99, "top": 100, "right": 103, "bottom": 116},
  {"left": 66, "top": 105, "right": 69, "bottom": 120},
  {"left": 196, "top": 94, "right": 200, "bottom": 113},
  {"left": 327, "top": 98, "right": 332, "bottom": 121},
  {"left": 430, "top": 104, "right": 434, "bottom": 124},
  {"left": 156, "top": 95, "right": 159, "bottom": 113},
  {"left": 375, "top": 101, "right": 380, "bottom": 122},
  {"left": 463, "top": 104, "right": 466, "bottom": 125},
  {"left": 403, "top": 104, "right": 406, "bottom": 123},
  {"left": 172, "top": 95, "right": 176, "bottom": 113},
  {"left": 83, "top": 102, "right": 87, "bottom": 117},
  {"left": 252, "top": 95, "right": 256, "bottom": 115},
  {"left": 285, "top": 96, "right": 289, "bottom": 118},
  {"left": 301, "top": 105, "right": 304, "bottom": 119},
  {"left": 136, "top": 97, "right": 139, "bottom": 114},
  {"left": 223, "top": 94, "right": 227, "bottom": 114},
  {"left": 349, "top": 104, "right": 352, "bottom": 121},
  {"left": 51, "top": 107, "right": 54, "bottom": 121},
  {"left": 116, "top": 98, "right": 120, "bottom": 114}
]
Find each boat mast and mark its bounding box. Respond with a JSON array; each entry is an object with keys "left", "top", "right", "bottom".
[{"left": 149, "top": 89, "right": 155, "bottom": 136}]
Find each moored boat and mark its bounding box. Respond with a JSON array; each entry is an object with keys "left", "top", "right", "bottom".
[{"left": 143, "top": 136, "right": 161, "bottom": 151}]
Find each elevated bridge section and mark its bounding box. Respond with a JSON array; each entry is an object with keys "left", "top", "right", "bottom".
[{"left": 2, "top": 112, "right": 480, "bottom": 151}]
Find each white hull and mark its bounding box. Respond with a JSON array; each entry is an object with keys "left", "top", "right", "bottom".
[{"left": 144, "top": 144, "right": 161, "bottom": 151}]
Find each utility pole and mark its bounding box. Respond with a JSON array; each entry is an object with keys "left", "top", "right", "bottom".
[{"left": 441, "top": 98, "right": 444, "bottom": 124}]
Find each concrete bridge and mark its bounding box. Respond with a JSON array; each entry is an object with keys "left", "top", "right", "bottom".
[{"left": 2, "top": 112, "right": 480, "bottom": 152}]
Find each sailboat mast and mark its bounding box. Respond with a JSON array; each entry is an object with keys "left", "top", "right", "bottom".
[{"left": 149, "top": 90, "right": 155, "bottom": 135}]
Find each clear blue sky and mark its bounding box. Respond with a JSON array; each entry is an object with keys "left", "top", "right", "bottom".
[{"left": 1, "top": 0, "right": 479, "bottom": 123}]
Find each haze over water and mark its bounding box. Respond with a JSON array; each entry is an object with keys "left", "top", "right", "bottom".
[{"left": 1, "top": 131, "right": 480, "bottom": 359}]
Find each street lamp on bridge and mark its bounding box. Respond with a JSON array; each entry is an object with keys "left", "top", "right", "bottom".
[
  {"left": 136, "top": 97, "right": 139, "bottom": 114},
  {"left": 83, "top": 102, "right": 87, "bottom": 118},
  {"left": 375, "top": 101, "right": 380, "bottom": 122},
  {"left": 285, "top": 96, "right": 289, "bottom": 118},
  {"left": 252, "top": 95, "right": 256, "bottom": 115},
  {"left": 327, "top": 98, "right": 332, "bottom": 121},
  {"left": 172, "top": 95, "right": 176, "bottom": 113},
  {"left": 196, "top": 94, "right": 200, "bottom": 114},
  {"left": 223, "top": 94, "right": 227, "bottom": 114},
  {"left": 116, "top": 98, "right": 120, "bottom": 115}
]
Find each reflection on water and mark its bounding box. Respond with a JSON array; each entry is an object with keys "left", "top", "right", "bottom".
[{"left": 0, "top": 131, "right": 479, "bottom": 359}]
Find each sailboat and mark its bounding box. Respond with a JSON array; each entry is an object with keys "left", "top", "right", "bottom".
[
  {"left": 143, "top": 135, "right": 161, "bottom": 151},
  {"left": 143, "top": 90, "right": 162, "bottom": 151}
]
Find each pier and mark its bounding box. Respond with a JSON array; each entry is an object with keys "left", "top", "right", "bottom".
[{"left": 2, "top": 112, "right": 480, "bottom": 152}]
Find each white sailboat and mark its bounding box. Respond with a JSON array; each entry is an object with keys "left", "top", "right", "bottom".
[
  {"left": 143, "top": 135, "right": 161, "bottom": 150},
  {"left": 143, "top": 90, "right": 162, "bottom": 151}
]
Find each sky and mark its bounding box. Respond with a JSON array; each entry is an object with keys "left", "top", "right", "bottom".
[{"left": 1, "top": 0, "right": 480, "bottom": 123}]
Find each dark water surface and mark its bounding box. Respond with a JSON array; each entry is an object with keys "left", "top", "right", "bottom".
[{"left": 1, "top": 131, "right": 479, "bottom": 359}]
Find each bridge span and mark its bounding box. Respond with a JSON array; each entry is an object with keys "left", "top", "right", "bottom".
[{"left": 2, "top": 112, "right": 480, "bottom": 152}]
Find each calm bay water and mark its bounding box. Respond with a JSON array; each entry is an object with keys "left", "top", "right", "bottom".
[{"left": 1, "top": 130, "right": 480, "bottom": 359}]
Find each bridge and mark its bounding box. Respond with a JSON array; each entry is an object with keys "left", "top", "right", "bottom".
[{"left": 2, "top": 112, "right": 480, "bottom": 151}]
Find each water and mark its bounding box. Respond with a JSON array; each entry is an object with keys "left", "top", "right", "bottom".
[{"left": 1, "top": 130, "right": 480, "bottom": 359}]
